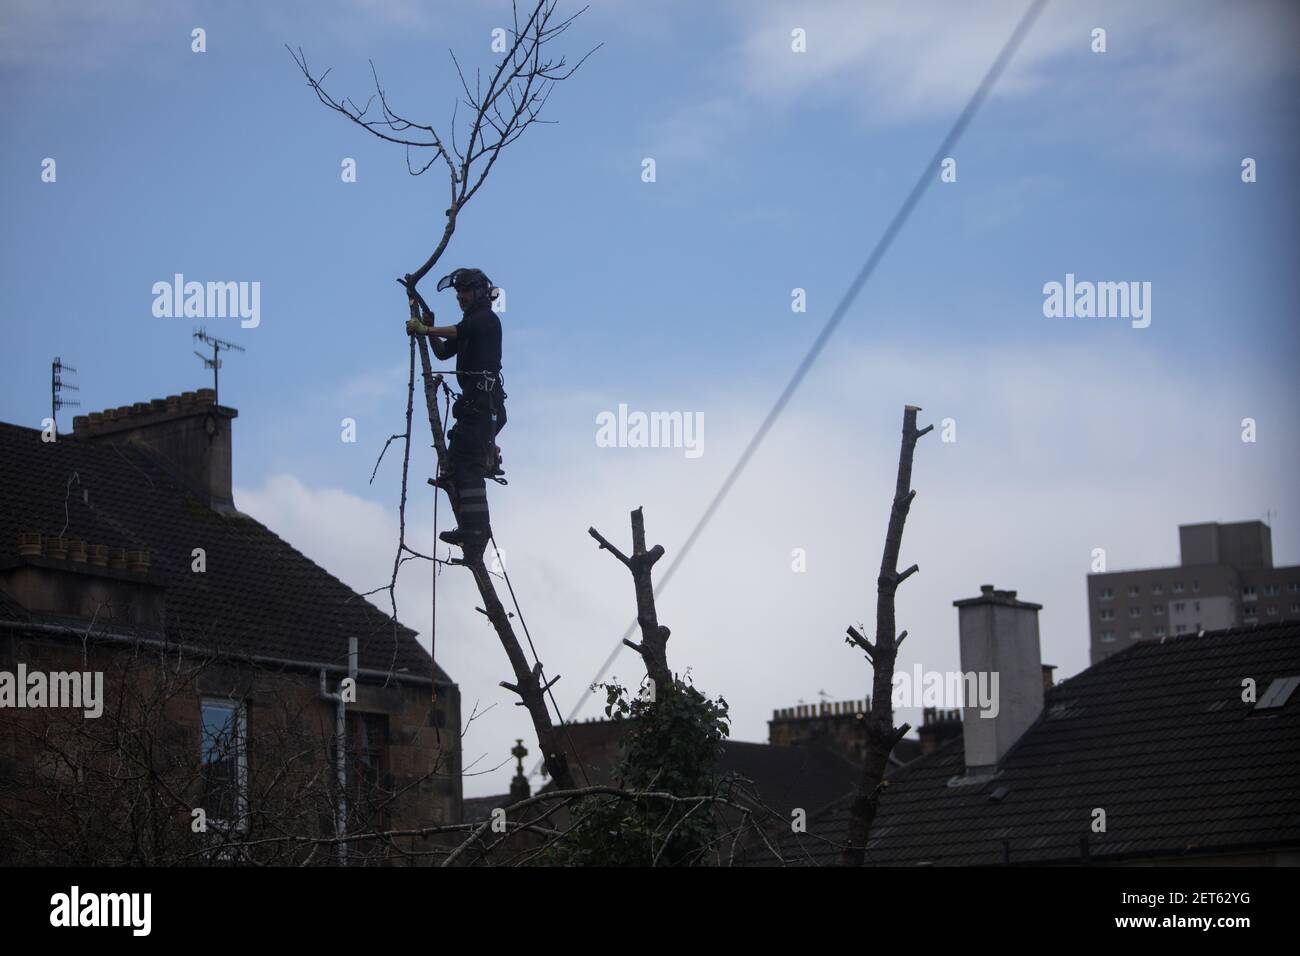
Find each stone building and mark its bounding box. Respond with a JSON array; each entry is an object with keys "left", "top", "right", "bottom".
[{"left": 0, "top": 388, "right": 460, "bottom": 865}]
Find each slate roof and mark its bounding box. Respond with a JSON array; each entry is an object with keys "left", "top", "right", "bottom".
[
  {"left": 769, "top": 621, "right": 1300, "bottom": 865},
  {"left": 540, "top": 717, "right": 862, "bottom": 819},
  {"left": 717, "top": 741, "right": 860, "bottom": 818},
  {"left": 0, "top": 420, "right": 441, "bottom": 682}
]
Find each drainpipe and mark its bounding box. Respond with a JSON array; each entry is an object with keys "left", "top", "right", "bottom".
[{"left": 319, "top": 637, "right": 358, "bottom": 865}]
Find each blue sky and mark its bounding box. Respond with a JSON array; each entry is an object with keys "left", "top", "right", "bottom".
[{"left": 3, "top": 0, "right": 1298, "bottom": 796}]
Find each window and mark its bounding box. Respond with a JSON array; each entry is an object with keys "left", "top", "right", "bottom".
[
  {"left": 1267, "top": 605, "right": 1279, "bottom": 617},
  {"left": 1099, "top": 588, "right": 1113, "bottom": 601},
  {"left": 1193, "top": 601, "right": 1201, "bottom": 612},
  {"left": 1128, "top": 606, "right": 1142, "bottom": 618},
  {"left": 1173, "top": 602, "right": 1185, "bottom": 613},
  {"left": 1254, "top": 676, "right": 1300, "bottom": 711},
  {"left": 1172, "top": 582, "right": 1184, "bottom": 593},
  {"left": 1100, "top": 631, "right": 1116, "bottom": 643},
  {"left": 1152, "top": 604, "right": 1165, "bottom": 616},
  {"left": 1191, "top": 580, "right": 1199, "bottom": 593},
  {"left": 1128, "top": 585, "right": 1140, "bottom": 597},
  {"left": 1100, "top": 609, "right": 1114, "bottom": 621},
  {"left": 335, "top": 712, "right": 391, "bottom": 856},
  {"left": 1151, "top": 583, "right": 1164, "bottom": 595},
  {"left": 1128, "top": 629, "right": 1142, "bottom": 640},
  {"left": 1243, "top": 586, "right": 1257, "bottom": 601},
  {"left": 1175, "top": 624, "right": 1187, "bottom": 634},
  {"left": 1288, "top": 582, "right": 1299, "bottom": 594},
  {"left": 1153, "top": 626, "right": 1166, "bottom": 637},
  {"left": 1264, "top": 584, "right": 1280, "bottom": 597},
  {"left": 200, "top": 699, "right": 248, "bottom": 829},
  {"left": 1291, "top": 603, "right": 1300, "bottom": 614}
]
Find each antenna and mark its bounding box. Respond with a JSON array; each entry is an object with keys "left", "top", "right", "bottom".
[
  {"left": 51, "top": 357, "right": 80, "bottom": 432},
  {"left": 192, "top": 327, "right": 245, "bottom": 406}
]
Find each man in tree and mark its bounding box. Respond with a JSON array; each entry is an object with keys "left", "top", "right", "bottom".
[{"left": 407, "top": 267, "right": 506, "bottom": 553}]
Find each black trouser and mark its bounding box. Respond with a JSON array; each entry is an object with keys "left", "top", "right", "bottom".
[{"left": 447, "top": 386, "right": 505, "bottom": 534}]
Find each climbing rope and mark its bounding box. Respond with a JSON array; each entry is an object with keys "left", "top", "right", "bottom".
[{"left": 489, "top": 532, "right": 593, "bottom": 790}]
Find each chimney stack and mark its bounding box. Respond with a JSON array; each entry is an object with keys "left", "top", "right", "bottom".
[
  {"left": 72, "top": 388, "right": 238, "bottom": 513},
  {"left": 768, "top": 698, "right": 870, "bottom": 765},
  {"left": 917, "top": 707, "right": 962, "bottom": 755},
  {"left": 953, "top": 585, "right": 1045, "bottom": 776}
]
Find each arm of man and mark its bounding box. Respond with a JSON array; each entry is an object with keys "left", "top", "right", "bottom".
[{"left": 429, "top": 334, "right": 457, "bottom": 361}]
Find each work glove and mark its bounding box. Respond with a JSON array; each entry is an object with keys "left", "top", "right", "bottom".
[{"left": 406, "top": 317, "right": 432, "bottom": 336}]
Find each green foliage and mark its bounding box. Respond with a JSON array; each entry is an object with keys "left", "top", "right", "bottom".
[{"left": 548, "top": 675, "right": 730, "bottom": 866}]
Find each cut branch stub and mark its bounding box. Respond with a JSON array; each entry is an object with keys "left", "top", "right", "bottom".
[{"left": 590, "top": 507, "right": 671, "bottom": 690}]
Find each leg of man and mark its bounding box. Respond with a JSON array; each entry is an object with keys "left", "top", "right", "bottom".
[{"left": 447, "top": 399, "right": 493, "bottom": 546}]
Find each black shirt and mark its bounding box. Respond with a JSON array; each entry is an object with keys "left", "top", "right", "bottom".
[{"left": 449, "top": 300, "right": 502, "bottom": 392}]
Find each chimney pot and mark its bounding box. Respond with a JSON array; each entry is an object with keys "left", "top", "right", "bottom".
[
  {"left": 180, "top": 391, "right": 196, "bottom": 405},
  {"left": 196, "top": 388, "right": 215, "bottom": 405},
  {"left": 17, "top": 533, "right": 42, "bottom": 557},
  {"left": 116, "top": 405, "right": 133, "bottom": 417},
  {"left": 72, "top": 416, "right": 88, "bottom": 432},
  {"left": 88, "top": 544, "right": 109, "bottom": 567},
  {"left": 150, "top": 398, "right": 167, "bottom": 412},
  {"left": 981, "top": 584, "right": 994, "bottom": 595},
  {"left": 44, "top": 536, "right": 68, "bottom": 559},
  {"left": 108, "top": 547, "right": 127, "bottom": 570},
  {"left": 67, "top": 539, "right": 87, "bottom": 563}
]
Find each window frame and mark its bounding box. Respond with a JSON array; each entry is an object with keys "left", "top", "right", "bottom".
[{"left": 199, "top": 697, "right": 249, "bottom": 833}]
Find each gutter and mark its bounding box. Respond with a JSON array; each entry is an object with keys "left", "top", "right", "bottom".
[
  {"left": 320, "top": 637, "right": 358, "bottom": 866},
  {"left": 0, "top": 618, "right": 451, "bottom": 689}
]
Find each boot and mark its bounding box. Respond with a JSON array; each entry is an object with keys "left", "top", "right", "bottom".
[{"left": 439, "top": 527, "right": 489, "bottom": 548}]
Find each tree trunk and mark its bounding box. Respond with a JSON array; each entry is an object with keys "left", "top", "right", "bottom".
[
  {"left": 839, "top": 405, "right": 931, "bottom": 866},
  {"left": 588, "top": 507, "right": 671, "bottom": 690},
  {"left": 415, "top": 336, "right": 574, "bottom": 791}
]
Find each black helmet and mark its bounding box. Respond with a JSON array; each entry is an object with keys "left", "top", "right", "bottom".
[{"left": 437, "top": 267, "right": 492, "bottom": 293}]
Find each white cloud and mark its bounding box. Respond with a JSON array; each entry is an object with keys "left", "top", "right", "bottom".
[{"left": 649, "top": 0, "right": 1300, "bottom": 165}]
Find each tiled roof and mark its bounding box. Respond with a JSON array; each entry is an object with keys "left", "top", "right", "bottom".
[
  {"left": 769, "top": 621, "right": 1300, "bottom": 865},
  {"left": 542, "top": 716, "right": 861, "bottom": 819},
  {"left": 462, "top": 794, "right": 513, "bottom": 823},
  {"left": 717, "top": 741, "right": 859, "bottom": 818},
  {"left": 0, "top": 420, "right": 441, "bottom": 682}
]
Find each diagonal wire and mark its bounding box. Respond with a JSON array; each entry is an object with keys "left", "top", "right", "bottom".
[{"left": 555, "top": 0, "right": 1050, "bottom": 742}]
